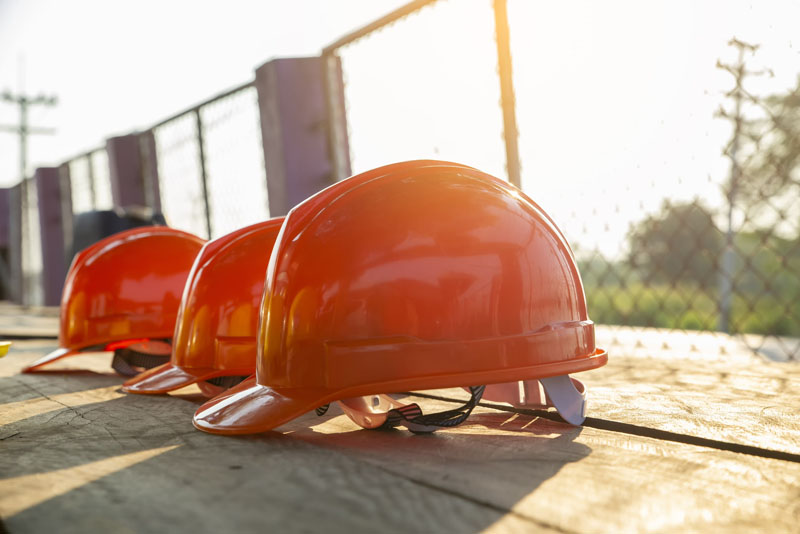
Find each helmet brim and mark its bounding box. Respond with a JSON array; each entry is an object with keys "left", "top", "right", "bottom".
[
  {"left": 22, "top": 347, "right": 80, "bottom": 373},
  {"left": 122, "top": 362, "right": 219, "bottom": 394},
  {"left": 193, "top": 376, "right": 328, "bottom": 435}
]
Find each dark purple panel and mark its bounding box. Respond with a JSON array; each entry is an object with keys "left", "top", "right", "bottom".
[
  {"left": 35, "top": 167, "right": 68, "bottom": 306},
  {"left": 107, "top": 134, "right": 146, "bottom": 208},
  {"left": 255, "top": 56, "right": 342, "bottom": 216}
]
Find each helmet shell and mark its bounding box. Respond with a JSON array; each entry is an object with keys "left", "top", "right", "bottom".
[
  {"left": 193, "top": 160, "right": 607, "bottom": 435},
  {"left": 123, "top": 218, "right": 285, "bottom": 394},
  {"left": 24, "top": 226, "right": 205, "bottom": 372},
  {"left": 62, "top": 226, "right": 205, "bottom": 349},
  {"left": 259, "top": 160, "right": 603, "bottom": 394},
  {"left": 173, "top": 218, "right": 285, "bottom": 372}
]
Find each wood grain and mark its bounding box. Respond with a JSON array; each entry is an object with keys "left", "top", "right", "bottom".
[
  {"left": 584, "top": 354, "right": 800, "bottom": 455},
  {"left": 0, "top": 304, "right": 58, "bottom": 339},
  {"left": 411, "top": 353, "right": 800, "bottom": 457},
  {"left": 2, "top": 342, "right": 799, "bottom": 533},
  {"left": 285, "top": 398, "right": 800, "bottom": 534}
]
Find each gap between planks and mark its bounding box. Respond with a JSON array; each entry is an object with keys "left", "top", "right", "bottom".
[{"left": 405, "top": 391, "right": 800, "bottom": 464}]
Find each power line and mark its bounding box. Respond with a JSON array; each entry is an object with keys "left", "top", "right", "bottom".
[{"left": 0, "top": 89, "right": 58, "bottom": 181}]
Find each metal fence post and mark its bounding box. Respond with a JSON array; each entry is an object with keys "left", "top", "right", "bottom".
[
  {"left": 493, "top": 0, "right": 522, "bottom": 188},
  {"left": 35, "top": 167, "right": 68, "bottom": 306},
  {"left": 194, "top": 110, "right": 213, "bottom": 239},
  {"left": 58, "top": 163, "right": 74, "bottom": 265},
  {"left": 106, "top": 134, "right": 147, "bottom": 208},
  {"left": 254, "top": 56, "right": 340, "bottom": 215},
  {"left": 86, "top": 152, "right": 97, "bottom": 208},
  {"left": 322, "top": 53, "right": 352, "bottom": 182},
  {"left": 139, "top": 129, "right": 163, "bottom": 213}
]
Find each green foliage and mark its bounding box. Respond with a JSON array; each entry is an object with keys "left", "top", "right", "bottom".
[
  {"left": 604, "top": 198, "right": 800, "bottom": 336},
  {"left": 585, "top": 282, "right": 718, "bottom": 331},
  {"left": 582, "top": 245, "right": 800, "bottom": 337},
  {"left": 585, "top": 280, "right": 800, "bottom": 336},
  {"left": 627, "top": 201, "right": 723, "bottom": 288},
  {"left": 739, "top": 76, "right": 800, "bottom": 205}
]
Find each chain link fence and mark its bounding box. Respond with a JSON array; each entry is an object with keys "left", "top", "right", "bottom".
[
  {"left": 151, "top": 111, "right": 207, "bottom": 238},
  {"left": 504, "top": 1, "right": 800, "bottom": 361},
  {"left": 152, "top": 83, "right": 268, "bottom": 239},
  {"left": 327, "top": 0, "right": 799, "bottom": 361},
  {"left": 67, "top": 148, "right": 113, "bottom": 214},
  {"left": 11, "top": 1, "right": 800, "bottom": 361},
  {"left": 57, "top": 83, "right": 267, "bottom": 245},
  {"left": 331, "top": 0, "right": 507, "bottom": 181}
]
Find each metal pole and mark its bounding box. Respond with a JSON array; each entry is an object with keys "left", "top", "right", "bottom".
[
  {"left": 321, "top": 0, "right": 440, "bottom": 56},
  {"left": 87, "top": 152, "right": 97, "bottom": 208},
  {"left": 195, "top": 109, "right": 213, "bottom": 239},
  {"left": 323, "top": 53, "right": 351, "bottom": 182},
  {"left": 718, "top": 40, "right": 754, "bottom": 334},
  {"left": 1, "top": 90, "right": 57, "bottom": 181},
  {"left": 493, "top": 0, "right": 522, "bottom": 188},
  {"left": 19, "top": 98, "right": 27, "bottom": 181},
  {"left": 719, "top": 55, "right": 742, "bottom": 335}
]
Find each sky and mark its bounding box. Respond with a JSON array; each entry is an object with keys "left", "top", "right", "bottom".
[
  {"left": 2, "top": 0, "right": 800, "bottom": 261},
  {"left": 0, "top": 0, "right": 409, "bottom": 182},
  {"left": 331, "top": 0, "right": 800, "bottom": 258}
]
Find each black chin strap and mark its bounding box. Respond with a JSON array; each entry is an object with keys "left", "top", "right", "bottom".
[
  {"left": 315, "top": 385, "right": 485, "bottom": 434},
  {"left": 111, "top": 349, "right": 170, "bottom": 377},
  {"left": 205, "top": 375, "right": 248, "bottom": 389},
  {"left": 382, "top": 385, "right": 485, "bottom": 433}
]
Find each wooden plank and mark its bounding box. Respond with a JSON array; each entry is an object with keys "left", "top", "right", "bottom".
[
  {"left": 1, "top": 343, "right": 799, "bottom": 533},
  {"left": 0, "top": 305, "right": 58, "bottom": 338},
  {"left": 0, "top": 353, "right": 545, "bottom": 534},
  {"left": 286, "top": 399, "right": 800, "bottom": 534},
  {"left": 410, "top": 353, "right": 800, "bottom": 456},
  {"left": 583, "top": 354, "right": 800, "bottom": 455}
]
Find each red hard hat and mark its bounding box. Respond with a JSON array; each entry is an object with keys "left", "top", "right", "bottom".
[
  {"left": 194, "top": 161, "right": 607, "bottom": 434},
  {"left": 122, "top": 218, "right": 285, "bottom": 397},
  {"left": 24, "top": 226, "right": 205, "bottom": 375}
]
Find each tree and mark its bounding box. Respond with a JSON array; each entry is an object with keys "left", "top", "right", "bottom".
[
  {"left": 738, "top": 76, "right": 800, "bottom": 220},
  {"left": 627, "top": 201, "right": 723, "bottom": 287}
]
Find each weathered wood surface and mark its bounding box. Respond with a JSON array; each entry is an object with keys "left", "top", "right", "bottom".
[
  {"left": 1, "top": 336, "right": 799, "bottom": 534},
  {"left": 585, "top": 354, "right": 800, "bottom": 456},
  {"left": 0, "top": 304, "right": 58, "bottom": 338},
  {"left": 417, "top": 353, "right": 800, "bottom": 457}
]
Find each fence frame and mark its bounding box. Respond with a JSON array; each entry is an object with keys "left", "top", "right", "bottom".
[{"left": 319, "top": 0, "right": 521, "bottom": 186}]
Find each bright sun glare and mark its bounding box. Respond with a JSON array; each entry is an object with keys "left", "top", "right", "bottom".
[{"left": 1, "top": 0, "right": 799, "bottom": 262}]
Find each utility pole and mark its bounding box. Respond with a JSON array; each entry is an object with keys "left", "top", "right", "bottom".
[
  {"left": 715, "top": 38, "right": 763, "bottom": 334},
  {"left": 0, "top": 88, "right": 57, "bottom": 303},
  {"left": 0, "top": 89, "right": 58, "bottom": 181}
]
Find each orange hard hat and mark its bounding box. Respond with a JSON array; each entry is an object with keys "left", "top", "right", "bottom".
[
  {"left": 193, "top": 161, "right": 607, "bottom": 435},
  {"left": 24, "top": 226, "right": 205, "bottom": 375},
  {"left": 122, "top": 218, "right": 285, "bottom": 397}
]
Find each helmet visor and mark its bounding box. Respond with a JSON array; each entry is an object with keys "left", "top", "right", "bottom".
[
  {"left": 23, "top": 347, "right": 80, "bottom": 373},
  {"left": 122, "top": 362, "right": 218, "bottom": 394},
  {"left": 193, "top": 376, "right": 329, "bottom": 435}
]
